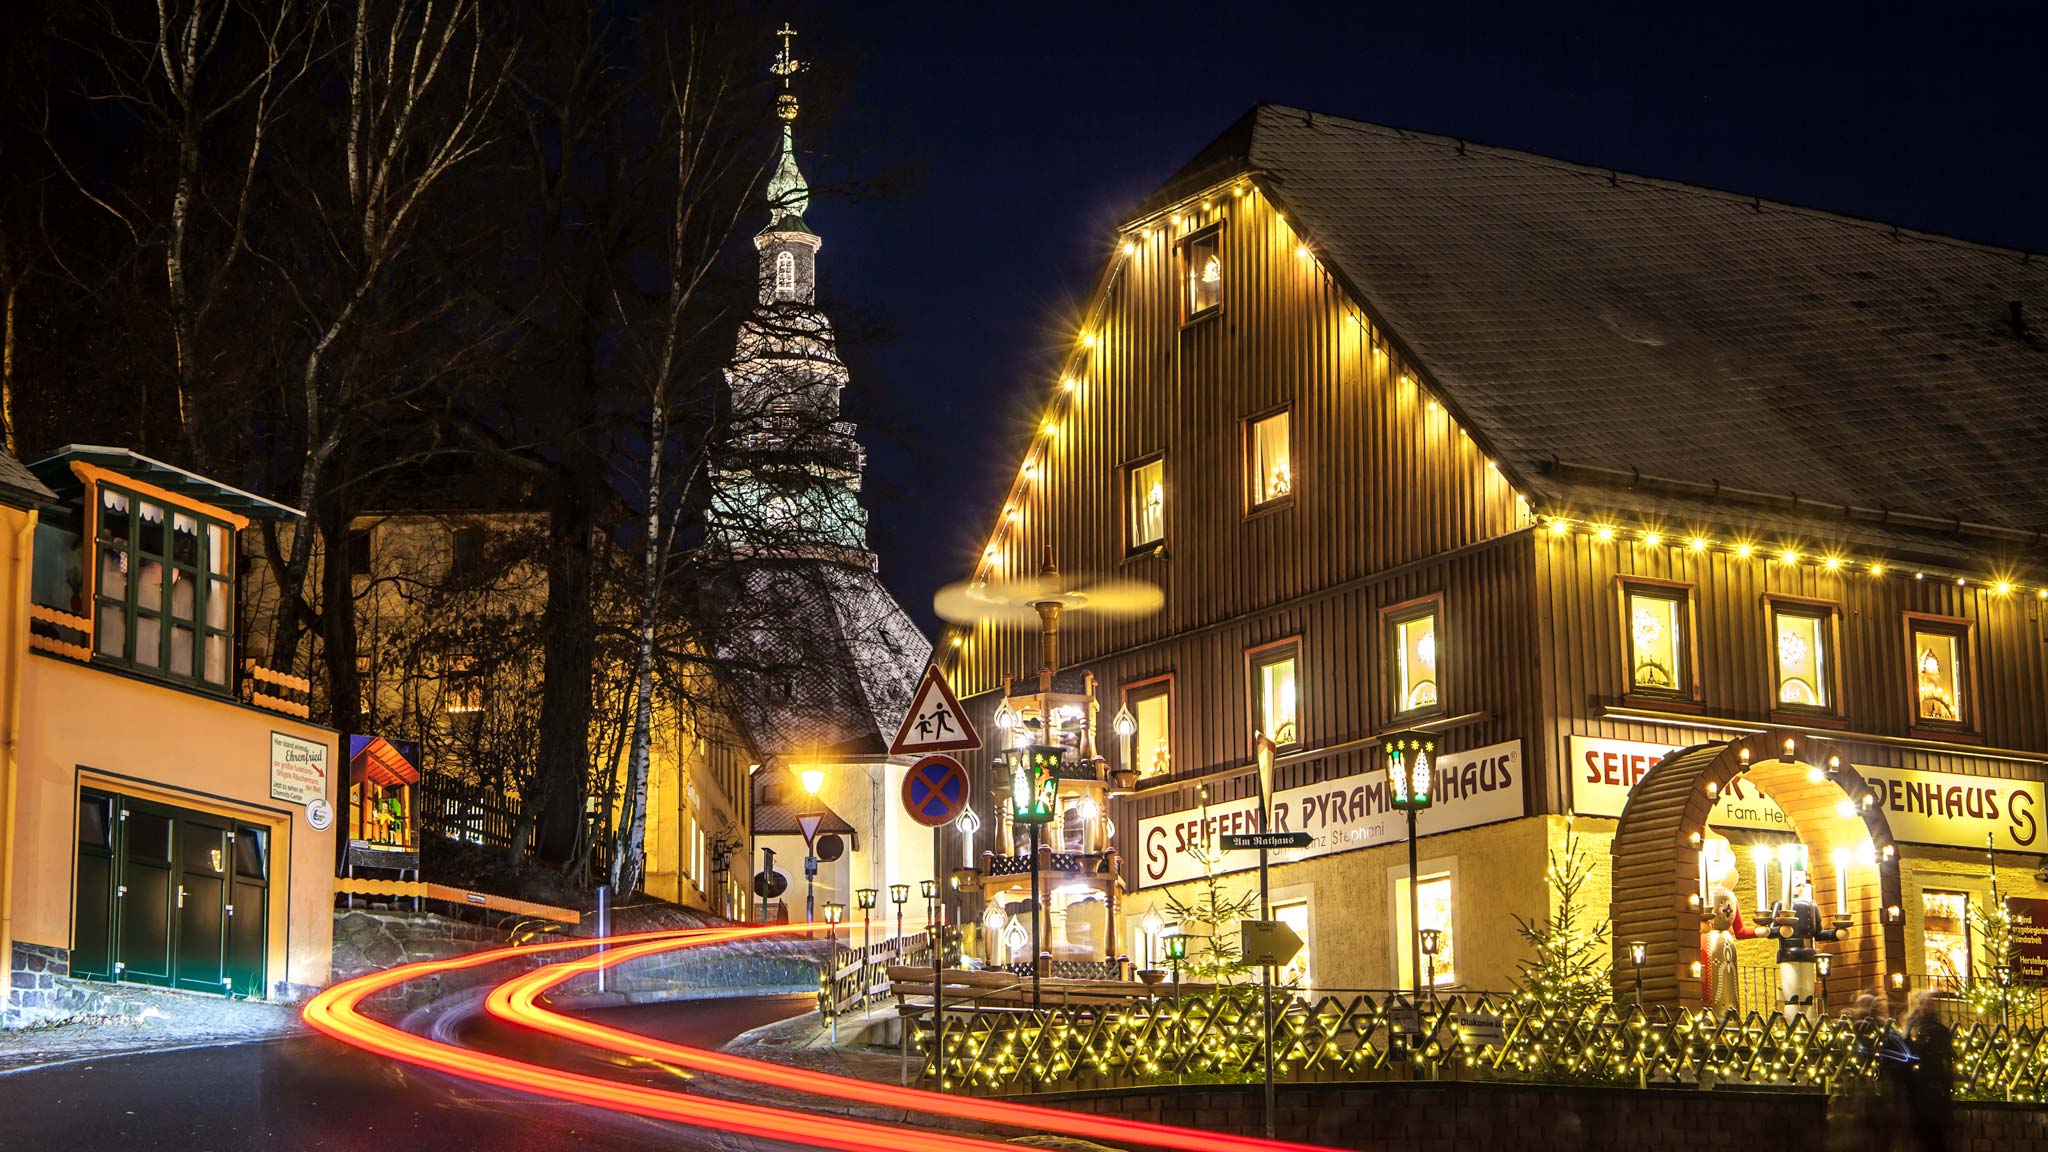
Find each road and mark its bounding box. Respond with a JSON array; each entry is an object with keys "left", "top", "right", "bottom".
[{"left": 0, "top": 993, "right": 815, "bottom": 1152}]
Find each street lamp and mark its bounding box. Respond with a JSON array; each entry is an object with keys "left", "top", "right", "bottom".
[
  {"left": 890, "top": 883, "right": 910, "bottom": 959},
  {"left": 856, "top": 888, "right": 878, "bottom": 1018},
  {"left": 1419, "top": 928, "right": 1444, "bottom": 997},
  {"left": 1164, "top": 931, "right": 1187, "bottom": 1000},
  {"left": 802, "top": 767, "right": 825, "bottom": 795},
  {"left": 1012, "top": 742, "right": 1062, "bottom": 1009},
  {"left": 1815, "top": 952, "right": 1833, "bottom": 1016},
  {"left": 1628, "top": 940, "right": 1648, "bottom": 1006},
  {"left": 921, "top": 877, "right": 939, "bottom": 943},
  {"left": 1385, "top": 732, "right": 1436, "bottom": 999}
]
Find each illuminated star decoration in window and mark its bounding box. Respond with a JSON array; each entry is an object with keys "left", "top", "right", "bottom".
[
  {"left": 1632, "top": 607, "right": 1673, "bottom": 687},
  {"left": 1777, "top": 628, "right": 1807, "bottom": 669},
  {"left": 1201, "top": 255, "right": 1221, "bottom": 285}
]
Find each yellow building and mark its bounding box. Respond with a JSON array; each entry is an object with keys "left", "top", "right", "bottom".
[{"left": 3, "top": 446, "right": 337, "bottom": 1024}]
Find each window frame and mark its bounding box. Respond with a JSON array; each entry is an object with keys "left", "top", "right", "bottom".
[
  {"left": 1919, "top": 887, "right": 1975, "bottom": 988},
  {"left": 1765, "top": 595, "right": 1844, "bottom": 723},
  {"left": 1245, "top": 636, "right": 1304, "bottom": 752},
  {"left": 773, "top": 250, "right": 796, "bottom": 299},
  {"left": 1903, "top": 612, "right": 1979, "bottom": 738},
  {"left": 1177, "top": 221, "right": 1224, "bottom": 326},
  {"left": 1121, "top": 673, "right": 1175, "bottom": 786},
  {"left": 1382, "top": 594, "right": 1446, "bottom": 723},
  {"left": 1243, "top": 405, "right": 1295, "bottom": 516},
  {"left": 88, "top": 479, "right": 236, "bottom": 692},
  {"left": 1618, "top": 576, "right": 1701, "bottom": 705},
  {"left": 1389, "top": 855, "right": 1459, "bottom": 991},
  {"left": 1123, "top": 453, "right": 1167, "bottom": 557}
]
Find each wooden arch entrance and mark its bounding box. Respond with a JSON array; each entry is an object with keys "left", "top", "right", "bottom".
[{"left": 1609, "top": 731, "right": 1906, "bottom": 1011}]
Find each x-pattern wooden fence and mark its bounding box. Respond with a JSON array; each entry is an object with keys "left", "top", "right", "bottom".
[{"left": 912, "top": 988, "right": 2048, "bottom": 1101}]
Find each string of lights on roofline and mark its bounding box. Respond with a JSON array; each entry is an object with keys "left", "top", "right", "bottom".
[{"left": 940, "top": 177, "right": 2045, "bottom": 660}]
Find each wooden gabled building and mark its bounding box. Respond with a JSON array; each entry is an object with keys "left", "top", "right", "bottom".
[{"left": 944, "top": 105, "right": 2048, "bottom": 1010}]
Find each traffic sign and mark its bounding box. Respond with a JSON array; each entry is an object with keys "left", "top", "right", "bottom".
[
  {"left": 890, "top": 665, "right": 982, "bottom": 755},
  {"left": 1220, "top": 832, "right": 1313, "bottom": 851},
  {"left": 796, "top": 813, "right": 824, "bottom": 846},
  {"left": 1239, "top": 919, "right": 1305, "bottom": 967},
  {"left": 903, "top": 753, "right": 971, "bottom": 828}
]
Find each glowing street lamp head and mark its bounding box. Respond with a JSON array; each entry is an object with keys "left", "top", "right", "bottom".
[
  {"left": 823, "top": 902, "right": 845, "bottom": 926},
  {"left": 920, "top": 878, "right": 938, "bottom": 900},
  {"left": 889, "top": 883, "right": 909, "bottom": 906},
  {"left": 856, "top": 888, "right": 878, "bottom": 910},
  {"left": 1163, "top": 933, "right": 1188, "bottom": 962},
  {"left": 1384, "top": 733, "right": 1437, "bottom": 811},
  {"left": 800, "top": 767, "right": 825, "bottom": 795}
]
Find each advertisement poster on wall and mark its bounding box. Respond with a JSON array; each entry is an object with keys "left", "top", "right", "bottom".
[
  {"left": 1568, "top": 735, "right": 1791, "bottom": 832},
  {"left": 2008, "top": 897, "right": 2048, "bottom": 983},
  {"left": 1137, "top": 739, "right": 1523, "bottom": 889}
]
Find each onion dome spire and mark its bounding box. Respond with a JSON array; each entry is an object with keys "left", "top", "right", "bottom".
[{"left": 766, "top": 23, "right": 808, "bottom": 225}]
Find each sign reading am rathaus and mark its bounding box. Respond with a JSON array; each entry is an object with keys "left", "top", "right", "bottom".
[{"left": 1136, "top": 740, "right": 1522, "bottom": 888}]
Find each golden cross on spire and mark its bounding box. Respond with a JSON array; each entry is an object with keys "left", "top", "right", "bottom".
[{"left": 771, "top": 23, "right": 801, "bottom": 122}]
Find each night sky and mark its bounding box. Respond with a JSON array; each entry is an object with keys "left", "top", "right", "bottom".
[{"left": 790, "top": 1, "right": 2048, "bottom": 637}]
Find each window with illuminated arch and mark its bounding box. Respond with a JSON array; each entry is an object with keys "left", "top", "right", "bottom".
[
  {"left": 1768, "top": 598, "right": 1838, "bottom": 714},
  {"left": 1621, "top": 578, "right": 1695, "bottom": 698},
  {"left": 1179, "top": 224, "right": 1222, "bottom": 322},
  {"left": 1384, "top": 596, "right": 1443, "bottom": 719},
  {"left": 1127, "top": 455, "right": 1166, "bottom": 553},
  {"left": 1122, "top": 675, "right": 1173, "bottom": 780},
  {"left": 774, "top": 250, "right": 796, "bottom": 299},
  {"left": 1905, "top": 613, "right": 1973, "bottom": 731},
  {"left": 1247, "top": 638, "right": 1301, "bottom": 750},
  {"left": 1246, "top": 408, "right": 1293, "bottom": 511}
]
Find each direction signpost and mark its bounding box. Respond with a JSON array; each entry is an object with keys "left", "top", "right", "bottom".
[
  {"left": 892, "top": 667, "right": 983, "bottom": 1062},
  {"left": 1220, "top": 832, "right": 1312, "bottom": 852}
]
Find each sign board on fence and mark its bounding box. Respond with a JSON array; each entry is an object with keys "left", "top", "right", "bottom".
[
  {"left": 1137, "top": 740, "right": 1523, "bottom": 889},
  {"left": 1457, "top": 1012, "right": 1506, "bottom": 1047},
  {"left": 2009, "top": 896, "right": 2048, "bottom": 982},
  {"left": 1238, "top": 919, "right": 1304, "bottom": 967},
  {"left": 1220, "top": 832, "right": 1313, "bottom": 851},
  {"left": 1385, "top": 1005, "right": 1421, "bottom": 1034}
]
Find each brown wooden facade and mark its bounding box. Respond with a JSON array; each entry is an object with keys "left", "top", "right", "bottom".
[{"left": 941, "top": 157, "right": 2048, "bottom": 1005}]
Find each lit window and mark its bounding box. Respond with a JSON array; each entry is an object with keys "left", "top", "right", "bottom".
[
  {"left": 92, "top": 483, "right": 233, "bottom": 688},
  {"left": 1910, "top": 622, "right": 1967, "bottom": 725},
  {"left": 1127, "top": 680, "right": 1172, "bottom": 779},
  {"left": 1625, "top": 585, "right": 1689, "bottom": 694},
  {"left": 1182, "top": 228, "right": 1221, "bottom": 320},
  {"left": 1248, "top": 410, "right": 1292, "bottom": 508},
  {"left": 1275, "top": 899, "right": 1312, "bottom": 989},
  {"left": 774, "top": 250, "right": 796, "bottom": 299},
  {"left": 1922, "top": 889, "right": 1972, "bottom": 990},
  {"left": 1128, "top": 457, "right": 1165, "bottom": 550},
  {"left": 1772, "top": 604, "right": 1833, "bottom": 710},
  {"left": 1388, "top": 605, "right": 1441, "bottom": 716},
  {"left": 1251, "top": 645, "right": 1299, "bottom": 748},
  {"left": 1394, "top": 872, "right": 1456, "bottom": 989}
]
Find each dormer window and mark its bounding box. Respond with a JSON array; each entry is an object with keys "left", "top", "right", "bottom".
[
  {"left": 774, "top": 251, "right": 796, "bottom": 299},
  {"left": 1180, "top": 225, "right": 1223, "bottom": 322},
  {"left": 93, "top": 482, "right": 234, "bottom": 689}
]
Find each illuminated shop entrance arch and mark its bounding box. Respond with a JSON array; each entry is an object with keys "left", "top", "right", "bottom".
[{"left": 1608, "top": 732, "right": 1905, "bottom": 1010}]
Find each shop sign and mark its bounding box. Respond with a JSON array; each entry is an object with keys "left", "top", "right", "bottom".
[
  {"left": 1855, "top": 763, "right": 2044, "bottom": 852},
  {"left": 2008, "top": 897, "right": 2048, "bottom": 983},
  {"left": 1136, "top": 740, "right": 1523, "bottom": 890},
  {"left": 1569, "top": 736, "right": 1791, "bottom": 832},
  {"left": 270, "top": 731, "right": 331, "bottom": 806}
]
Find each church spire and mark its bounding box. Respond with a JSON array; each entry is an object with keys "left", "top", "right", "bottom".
[{"left": 766, "top": 23, "right": 809, "bottom": 225}]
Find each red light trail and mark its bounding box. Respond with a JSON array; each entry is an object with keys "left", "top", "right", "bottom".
[{"left": 306, "top": 921, "right": 1342, "bottom": 1152}]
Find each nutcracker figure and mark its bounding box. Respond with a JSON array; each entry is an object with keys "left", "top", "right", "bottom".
[{"left": 1768, "top": 875, "right": 1842, "bottom": 1024}]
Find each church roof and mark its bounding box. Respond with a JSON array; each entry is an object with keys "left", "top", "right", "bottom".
[{"left": 1154, "top": 106, "right": 2048, "bottom": 551}]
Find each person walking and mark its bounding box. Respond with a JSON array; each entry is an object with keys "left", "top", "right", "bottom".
[{"left": 1903, "top": 990, "right": 1955, "bottom": 1152}]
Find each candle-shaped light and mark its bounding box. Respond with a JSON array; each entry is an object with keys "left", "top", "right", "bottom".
[
  {"left": 1832, "top": 848, "right": 1848, "bottom": 917},
  {"left": 1753, "top": 843, "right": 1771, "bottom": 910},
  {"left": 1697, "top": 848, "right": 1708, "bottom": 902},
  {"left": 1778, "top": 843, "right": 1800, "bottom": 907}
]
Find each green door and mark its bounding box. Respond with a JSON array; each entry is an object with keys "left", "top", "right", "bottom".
[
  {"left": 225, "top": 825, "right": 269, "bottom": 998},
  {"left": 115, "top": 801, "right": 176, "bottom": 988},
  {"left": 70, "top": 791, "right": 117, "bottom": 980},
  {"left": 173, "top": 816, "right": 231, "bottom": 994}
]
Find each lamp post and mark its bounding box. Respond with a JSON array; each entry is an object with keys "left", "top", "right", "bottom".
[
  {"left": 890, "top": 883, "right": 910, "bottom": 959},
  {"left": 1419, "top": 928, "right": 1443, "bottom": 999},
  {"left": 1164, "top": 930, "right": 1188, "bottom": 1085},
  {"left": 857, "top": 888, "right": 878, "bottom": 1018},
  {"left": 1384, "top": 733, "right": 1437, "bottom": 1000},
  {"left": 1815, "top": 952, "right": 1833, "bottom": 1017},
  {"left": 1628, "top": 940, "right": 1648, "bottom": 1006},
  {"left": 921, "top": 878, "right": 939, "bottom": 946},
  {"left": 1012, "top": 743, "right": 1061, "bottom": 1010},
  {"left": 823, "top": 901, "right": 846, "bottom": 1045}
]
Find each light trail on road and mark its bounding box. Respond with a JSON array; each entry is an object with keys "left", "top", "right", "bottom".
[
  {"left": 307, "top": 920, "right": 1343, "bottom": 1152},
  {"left": 488, "top": 931, "right": 1336, "bottom": 1152}
]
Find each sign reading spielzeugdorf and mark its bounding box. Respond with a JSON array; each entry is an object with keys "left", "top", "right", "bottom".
[
  {"left": 1569, "top": 736, "right": 1791, "bottom": 832},
  {"left": 269, "top": 731, "right": 331, "bottom": 807},
  {"left": 1136, "top": 740, "right": 1523, "bottom": 889},
  {"left": 1854, "top": 763, "right": 2045, "bottom": 852}
]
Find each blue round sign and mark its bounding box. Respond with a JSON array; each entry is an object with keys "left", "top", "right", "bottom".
[{"left": 903, "top": 754, "right": 970, "bottom": 828}]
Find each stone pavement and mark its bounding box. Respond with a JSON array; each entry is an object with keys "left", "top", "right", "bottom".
[{"left": 0, "top": 983, "right": 305, "bottom": 1072}]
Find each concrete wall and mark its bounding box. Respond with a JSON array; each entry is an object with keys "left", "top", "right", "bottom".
[
  {"left": 13, "top": 654, "right": 338, "bottom": 996},
  {"left": 1038, "top": 1080, "right": 2048, "bottom": 1151}
]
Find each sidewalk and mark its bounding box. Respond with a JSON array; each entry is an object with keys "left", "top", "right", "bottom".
[{"left": 0, "top": 985, "right": 306, "bottom": 1073}]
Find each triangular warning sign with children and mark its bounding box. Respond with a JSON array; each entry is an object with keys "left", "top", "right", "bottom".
[{"left": 889, "top": 664, "right": 982, "bottom": 755}]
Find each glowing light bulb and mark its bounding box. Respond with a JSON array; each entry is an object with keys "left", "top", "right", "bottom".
[
  {"left": 1995, "top": 580, "right": 2013, "bottom": 595},
  {"left": 1779, "top": 549, "right": 1799, "bottom": 565},
  {"left": 1596, "top": 525, "right": 1615, "bottom": 542},
  {"left": 1643, "top": 531, "right": 1662, "bottom": 548},
  {"left": 1061, "top": 377, "right": 1076, "bottom": 392},
  {"left": 1081, "top": 332, "right": 1096, "bottom": 349},
  {"left": 1690, "top": 536, "right": 1708, "bottom": 552},
  {"left": 1548, "top": 519, "right": 1569, "bottom": 536},
  {"left": 1122, "top": 241, "right": 1136, "bottom": 257},
  {"left": 1736, "top": 543, "right": 1754, "bottom": 559},
  {"left": 1823, "top": 556, "right": 1842, "bottom": 572},
  {"left": 1295, "top": 244, "right": 1310, "bottom": 259}
]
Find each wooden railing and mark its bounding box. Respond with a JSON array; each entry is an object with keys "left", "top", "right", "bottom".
[
  {"left": 28, "top": 603, "right": 92, "bottom": 661},
  {"left": 819, "top": 930, "right": 943, "bottom": 1019},
  {"left": 333, "top": 876, "right": 581, "bottom": 925},
  {"left": 243, "top": 661, "right": 311, "bottom": 718}
]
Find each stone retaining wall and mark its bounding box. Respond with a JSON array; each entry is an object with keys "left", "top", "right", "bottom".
[
  {"left": 329, "top": 910, "right": 515, "bottom": 1011},
  {"left": 1036, "top": 1080, "right": 2048, "bottom": 1151}
]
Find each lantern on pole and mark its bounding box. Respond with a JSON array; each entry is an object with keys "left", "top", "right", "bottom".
[
  {"left": 1384, "top": 732, "right": 1436, "bottom": 998},
  {"left": 1012, "top": 743, "right": 1062, "bottom": 1010}
]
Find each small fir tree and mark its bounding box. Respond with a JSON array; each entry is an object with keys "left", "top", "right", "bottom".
[
  {"left": 1512, "top": 814, "right": 1613, "bottom": 1019},
  {"left": 1963, "top": 892, "right": 2044, "bottom": 1026},
  {"left": 1162, "top": 847, "right": 1261, "bottom": 983}
]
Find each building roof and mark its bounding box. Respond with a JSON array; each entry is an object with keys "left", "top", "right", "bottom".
[
  {"left": 1159, "top": 106, "right": 2048, "bottom": 553},
  {"left": 0, "top": 445, "right": 56, "bottom": 511},
  {"left": 750, "top": 763, "right": 857, "bottom": 837},
  {"left": 30, "top": 445, "right": 303, "bottom": 522}
]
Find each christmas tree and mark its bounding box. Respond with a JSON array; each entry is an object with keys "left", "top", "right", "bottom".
[
  {"left": 1161, "top": 847, "right": 1260, "bottom": 983},
  {"left": 1964, "top": 890, "right": 2044, "bottom": 1026},
  {"left": 1512, "top": 814, "right": 1612, "bottom": 1019}
]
